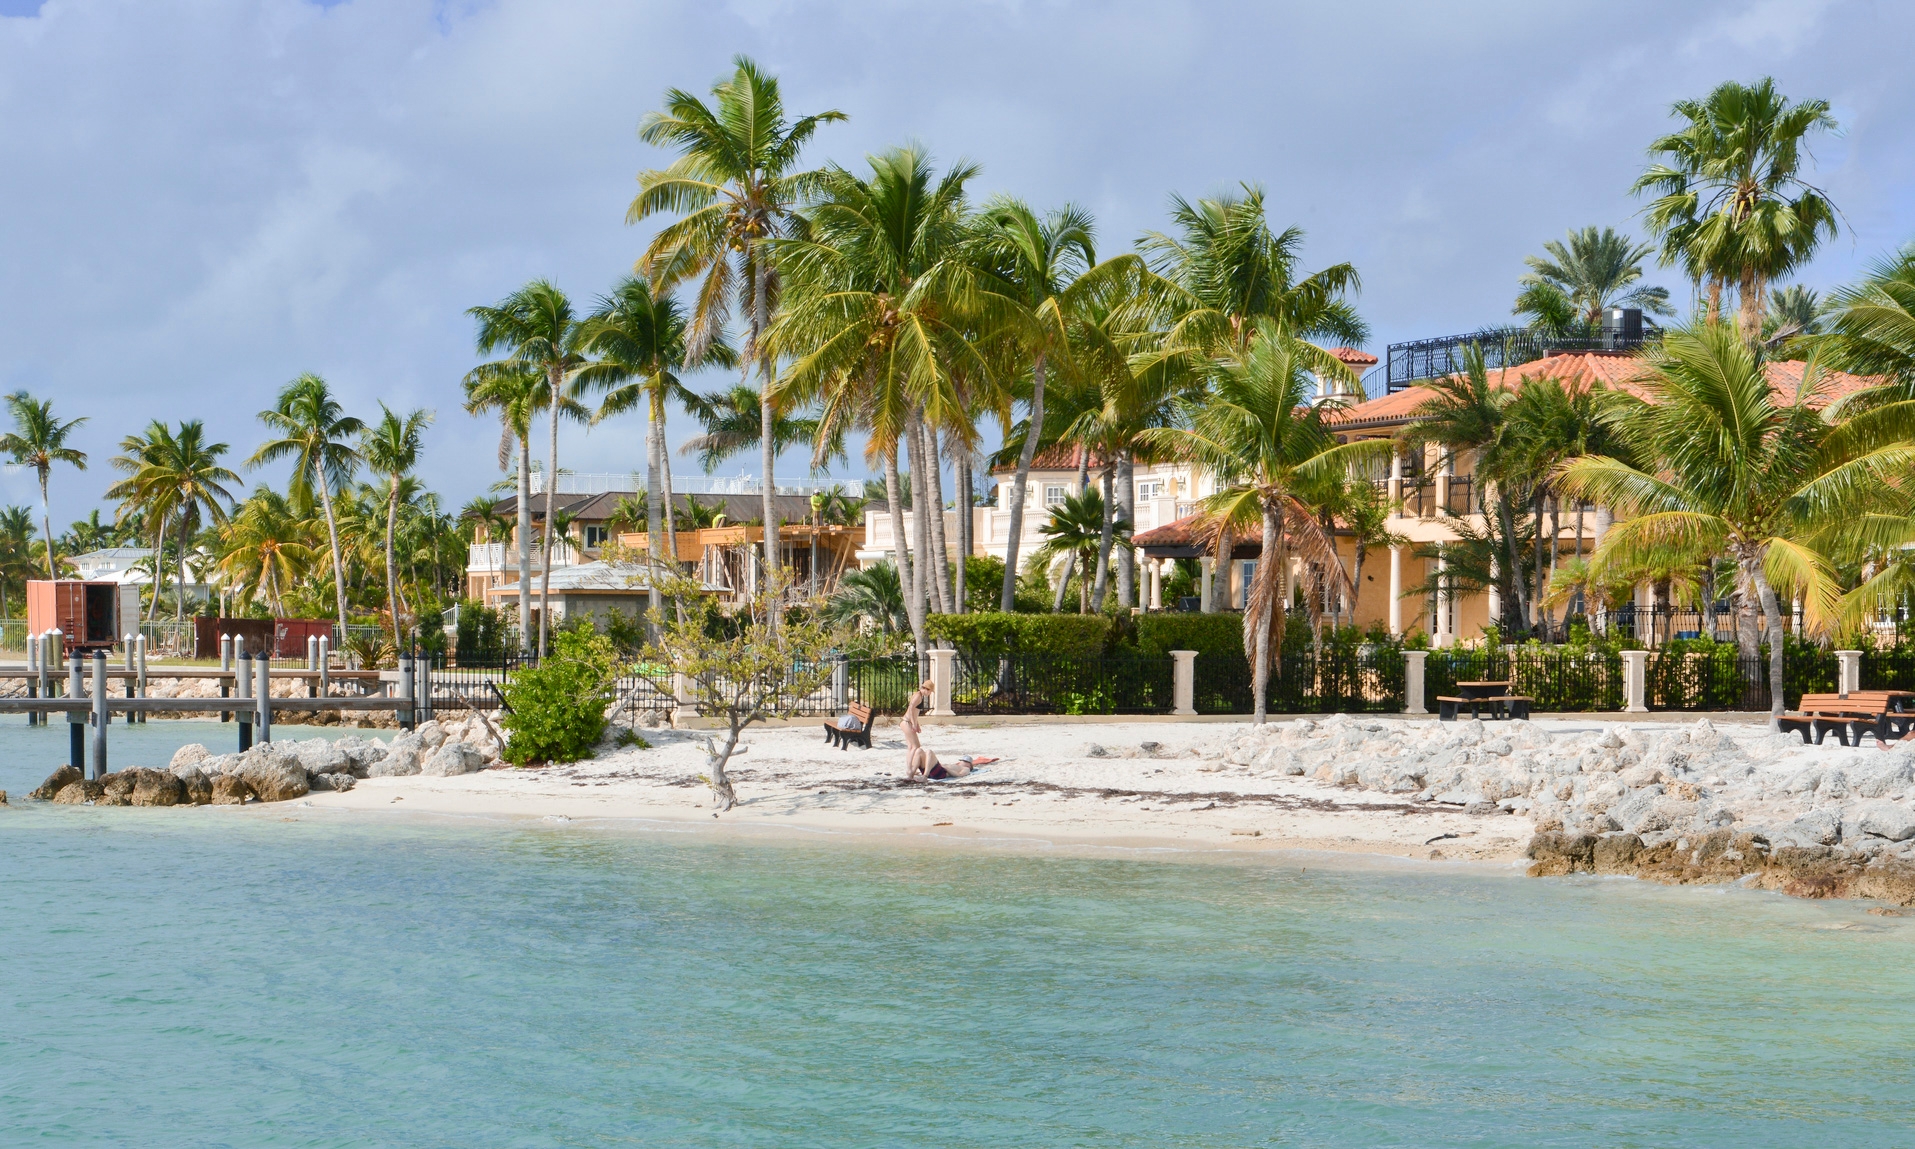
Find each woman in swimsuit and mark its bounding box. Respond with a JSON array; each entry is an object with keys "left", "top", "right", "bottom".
[{"left": 900, "top": 681, "right": 999, "bottom": 779}]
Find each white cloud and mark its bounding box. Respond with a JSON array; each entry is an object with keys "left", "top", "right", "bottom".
[{"left": 0, "top": 0, "right": 1908, "bottom": 521}]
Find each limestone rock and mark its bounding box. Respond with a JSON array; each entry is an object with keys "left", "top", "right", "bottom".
[
  {"left": 421, "top": 741, "right": 486, "bottom": 777},
  {"left": 1856, "top": 802, "right": 1915, "bottom": 842},
  {"left": 98, "top": 771, "right": 137, "bottom": 806},
  {"left": 184, "top": 773, "right": 213, "bottom": 805},
  {"left": 52, "top": 780, "right": 103, "bottom": 804},
  {"left": 231, "top": 747, "right": 309, "bottom": 802},
  {"left": 210, "top": 775, "right": 255, "bottom": 804},
  {"left": 127, "top": 768, "right": 185, "bottom": 807},
  {"left": 416, "top": 719, "right": 447, "bottom": 751},
  {"left": 1784, "top": 809, "right": 1842, "bottom": 847},
  {"left": 30, "top": 765, "right": 82, "bottom": 801},
  {"left": 169, "top": 743, "right": 211, "bottom": 773},
  {"left": 308, "top": 771, "right": 356, "bottom": 792},
  {"left": 294, "top": 738, "right": 351, "bottom": 775},
  {"left": 368, "top": 733, "right": 423, "bottom": 777}
]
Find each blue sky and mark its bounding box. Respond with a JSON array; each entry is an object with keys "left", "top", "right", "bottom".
[{"left": 1, "top": 0, "right": 1911, "bottom": 524}]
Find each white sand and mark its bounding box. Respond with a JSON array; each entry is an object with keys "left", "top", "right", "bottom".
[{"left": 300, "top": 717, "right": 1557, "bottom": 862}]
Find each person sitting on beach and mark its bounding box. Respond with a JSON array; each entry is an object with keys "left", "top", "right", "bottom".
[
  {"left": 833, "top": 711, "right": 863, "bottom": 732},
  {"left": 906, "top": 748, "right": 997, "bottom": 781}
]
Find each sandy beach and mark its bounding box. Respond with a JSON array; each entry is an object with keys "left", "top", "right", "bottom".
[{"left": 286, "top": 715, "right": 1749, "bottom": 863}]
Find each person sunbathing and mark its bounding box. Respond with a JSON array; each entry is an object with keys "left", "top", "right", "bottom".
[{"left": 906, "top": 748, "right": 997, "bottom": 780}]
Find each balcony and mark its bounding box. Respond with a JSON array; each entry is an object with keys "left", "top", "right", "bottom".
[
  {"left": 1386, "top": 317, "right": 1659, "bottom": 392},
  {"left": 467, "top": 540, "right": 580, "bottom": 574}
]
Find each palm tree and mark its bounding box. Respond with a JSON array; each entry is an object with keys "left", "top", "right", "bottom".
[
  {"left": 1139, "top": 185, "right": 1368, "bottom": 356},
  {"left": 1634, "top": 78, "right": 1841, "bottom": 339},
  {"left": 362, "top": 405, "right": 433, "bottom": 640},
  {"left": 1807, "top": 247, "right": 1915, "bottom": 386},
  {"left": 463, "top": 368, "right": 548, "bottom": 651},
  {"left": 466, "top": 280, "right": 593, "bottom": 658},
  {"left": 964, "top": 198, "right": 1104, "bottom": 612},
  {"left": 629, "top": 56, "right": 846, "bottom": 628},
  {"left": 1327, "top": 478, "right": 1407, "bottom": 627},
  {"left": 680, "top": 384, "right": 839, "bottom": 474},
  {"left": 1032, "top": 486, "right": 1128, "bottom": 614},
  {"left": 1401, "top": 348, "right": 1531, "bottom": 630},
  {"left": 1514, "top": 226, "right": 1672, "bottom": 329},
  {"left": 578, "top": 274, "right": 734, "bottom": 609},
  {"left": 771, "top": 146, "right": 981, "bottom": 653},
  {"left": 108, "top": 422, "right": 174, "bottom": 622},
  {"left": 1142, "top": 323, "right": 1386, "bottom": 722},
  {"left": 1763, "top": 285, "right": 1824, "bottom": 346},
  {"left": 823, "top": 561, "right": 907, "bottom": 635},
  {"left": 64, "top": 510, "right": 115, "bottom": 554},
  {"left": 1556, "top": 323, "right": 1915, "bottom": 723},
  {"left": 218, "top": 486, "right": 314, "bottom": 616},
  {"left": 134, "top": 421, "right": 237, "bottom": 622},
  {"left": 0, "top": 505, "right": 35, "bottom": 620},
  {"left": 0, "top": 392, "right": 87, "bottom": 582},
  {"left": 248, "top": 375, "right": 362, "bottom": 633}
]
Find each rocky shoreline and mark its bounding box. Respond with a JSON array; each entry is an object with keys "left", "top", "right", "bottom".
[
  {"left": 1222, "top": 713, "right": 1915, "bottom": 906},
  {"left": 21, "top": 712, "right": 505, "bottom": 807}
]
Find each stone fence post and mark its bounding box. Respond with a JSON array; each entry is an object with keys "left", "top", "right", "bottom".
[
  {"left": 1403, "top": 650, "right": 1427, "bottom": 715},
  {"left": 672, "top": 672, "right": 698, "bottom": 727},
  {"left": 1836, "top": 649, "right": 1862, "bottom": 697},
  {"left": 1170, "top": 650, "right": 1197, "bottom": 716},
  {"left": 831, "top": 656, "right": 849, "bottom": 713},
  {"left": 1621, "top": 649, "right": 1649, "bottom": 713},
  {"left": 928, "top": 648, "right": 956, "bottom": 717}
]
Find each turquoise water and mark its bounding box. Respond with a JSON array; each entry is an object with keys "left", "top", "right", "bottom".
[{"left": 4, "top": 720, "right": 1915, "bottom": 1146}]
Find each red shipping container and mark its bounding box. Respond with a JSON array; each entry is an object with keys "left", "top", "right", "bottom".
[{"left": 27, "top": 580, "right": 122, "bottom": 652}]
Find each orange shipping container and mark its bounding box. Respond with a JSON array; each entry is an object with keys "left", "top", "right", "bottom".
[{"left": 27, "top": 580, "right": 123, "bottom": 652}]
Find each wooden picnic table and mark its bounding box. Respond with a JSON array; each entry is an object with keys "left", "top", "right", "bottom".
[{"left": 1455, "top": 680, "right": 1512, "bottom": 700}]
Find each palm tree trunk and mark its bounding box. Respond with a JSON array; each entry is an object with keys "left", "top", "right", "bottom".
[
  {"left": 316, "top": 462, "right": 350, "bottom": 638},
  {"left": 175, "top": 512, "right": 190, "bottom": 623},
  {"left": 754, "top": 257, "right": 779, "bottom": 633},
  {"left": 1208, "top": 526, "right": 1233, "bottom": 613},
  {"left": 1251, "top": 508, "right": 1280, "bottom": 724},
  {"left": 1531, "top": 490, "right": 1546, "bottom": 630},
  {"left": 999, "top": 351, "right": 1047, "bottom": 611},
  {"left": 1351, "top": 544, "right": 1367, "bottom": 623},
  {"left": 920, "top": 420, "right": 954, "bottom": 613},
  {"left": 144, "top": 517, "right": 166, "bottom": 625},
  {"left": 385, "top": 481, "right": 402, "bottom": 640},
  {"left": 1752, "top": 559, "right": 1786, "bottom": 724},
  {"left": 1738, "top": 269, "right": 1766, "bottom": 343},
  {"left": 1052, "top": 554, "right": 1075, "bottom": 613},
  {"left": 1498, "top": 494, "right": 1526, "bottom": 627},
  {"left": 515, "top": 437, "right": 532, "bottom": 654},
  {"left": 906, "top": 415, "right": 940, "bottom": 616},
  {"left": 644, "top": 395, "right": 665, "bottom": 624},
  {"left": 37, "top": 470, "right": 54, "bottom": 581},
  {"left": 539, "top": 369, "right": 561, "bottom": 659},
  {"left": 1091, "top": 465, "right": 1115, "bottom": 612},
  {"left": 884, "top": 446, "right": 926, "bottom": 662},
  {"left": 955, "top": 448, "right": 971, "bottom": 614},
  {"left": 1114, "top": 451, "right": 1134, "bottom": 609}
]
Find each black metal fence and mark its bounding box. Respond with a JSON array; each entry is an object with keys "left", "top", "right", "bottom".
[
  {"left": 951, "top": 652, "right": 1174, "bottom": 715},
  {"left": 1193, "top": 647, "right": 1405, "bottom": 715}
]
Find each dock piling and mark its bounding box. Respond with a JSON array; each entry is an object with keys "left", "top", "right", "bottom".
[
  {"left": 220, "top": 634, "right": 232, "bottom": 722},
  {"left": 91, "top": 651, "right": 108, "bottom": 778},
  {"left": 136, "top": 635, "right": 148, "bottom": 724},
  {"left": 317, "top": 635, "right": 330, "bottom": 697},
  {"left": 256, "top": 652, "right": 271, "bottom": 744},
  {"left": 67, "top": 657, "right": 84, "bottom": 778},
  {"left": 236, "top": 651, "right": 253, "bottom": 752},
  {"left": 398, "top": 655, "right": 415, "bottom": 732}
]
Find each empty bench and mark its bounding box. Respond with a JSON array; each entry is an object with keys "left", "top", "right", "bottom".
[
  {"left": 1779, "top": 692, "right": 1914, "bottom": 746},
  {"left": 824, "top": 702, "right": 876, "bottom": 750}
]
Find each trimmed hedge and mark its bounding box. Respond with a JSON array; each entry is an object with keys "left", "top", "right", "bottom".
[
  {"left": 1135, "top": 613, "right": 1243, "bottom": 660},
  {"left": 925, "top": 612, "right": 1111, "bottom": 660}
]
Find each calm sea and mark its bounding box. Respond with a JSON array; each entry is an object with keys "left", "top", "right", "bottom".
[{"left": 3, "top": 718, "right": 1912, "bottom": 1147}]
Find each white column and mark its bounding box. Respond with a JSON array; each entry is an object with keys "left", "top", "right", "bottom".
[
  {"left": 672, "top": 672, "right": 698, "bottom": 727},
  {"left": 1199, "top": 557, "right": 1213, "bottom": 613},
  {"left": 1388, "top": 546, "right": 1404, "bottom": 637},
  {"left": 928, "top": 648, "right": 955, "bottom": 717},
  {"left": 1388, "top": 451, "right": 1404, "bottom": 518},
  {"left": 1487, "top": 557, "right": 1501, "bottom": 628},
  {"left": 1836, "top": 650, "right": 1862, "bottom": 697},
  {"left": 1621, "top": 649, "right": 1649, "bottom": 713},
  {"left": 1148, "top": 563, "right": 1163, "bottom": 610},
  {"left": 1403, "top": 650, "right": 1427, "bottom": 715},
  {"left": 1170, "top": 650, "right": 1196, "bottom": 716}
]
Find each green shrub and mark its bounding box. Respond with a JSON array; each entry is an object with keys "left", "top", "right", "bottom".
[
  {"left": 455, "top": 599, "right": 507, "bottom": 663},
  {"left": 1135, "top": 613, "right": 1243, "bottom": 659},
  {"left": 925, "top": 612, "right": 1111, "bottom": 660},
  {"left": 499, "top": 627, "right": 622, "bottom": 764}
]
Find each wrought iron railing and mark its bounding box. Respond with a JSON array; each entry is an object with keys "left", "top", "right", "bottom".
[{"left": 1386, "top": 325, "right": 1659, "bottom": 392}]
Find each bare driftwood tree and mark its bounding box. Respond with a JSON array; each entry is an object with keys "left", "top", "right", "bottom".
[{"left": 641, "top": 572, "right": 843, "bottom": 811}]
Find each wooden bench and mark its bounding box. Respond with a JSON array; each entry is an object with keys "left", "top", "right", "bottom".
[
  {"left": 1437, "top": 694, "right": 1532, "bottom": 721},
  {"left": 823, "top": 702, "right": 875, "bottom": 750},
  {"left": 1779, "top": 692, "right": 1913, "bottom": 746}
]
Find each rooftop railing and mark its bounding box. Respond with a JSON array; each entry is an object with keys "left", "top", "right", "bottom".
[{"left": 1385, "top": 323, "right": 1659, "bottom": 392}]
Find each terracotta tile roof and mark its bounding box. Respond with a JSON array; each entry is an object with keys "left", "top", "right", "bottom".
[
  {"left": 1132, "top": 514, "right": 1207, "bottom": 549},
  {"left": 1329, "top": 347, "right": 1378, "bottom": 366},
  {"left": 1321, "top": 352, "right": 1885, "bottom": 430},
  {"left": 989, "top": 444, "right": 1105, "bottom": 475}
]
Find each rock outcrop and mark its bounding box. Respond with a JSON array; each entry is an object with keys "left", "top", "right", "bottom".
[
  {"left": 1526, "top": 828, "right": 1915, "bottom": 905},
  {"left": 31, "top": 765, "right": 82, "bottom": 801},
  {"left": 421, "top": 741, "right": 486, "bottom": 777}
]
